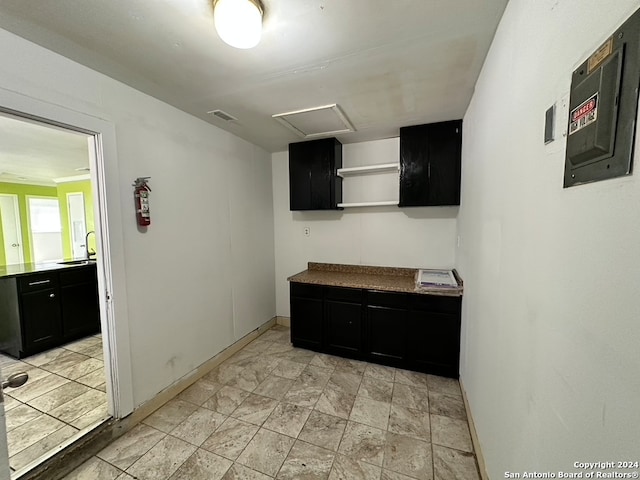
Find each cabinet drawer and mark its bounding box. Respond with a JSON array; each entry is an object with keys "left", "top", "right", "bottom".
[
  {"left": 290, "top": 282, "right": 323, "bottom": 299},
  {"left": 408, "top": 293, "right": 461, "bottom": 314},
  {"left": 18, "top": 272, "right": 59, "bottom": 293},
  {"left": 325, "top": 286, "right": 361, "bottom": 303},
  {"left": 59, "top": 265, "right": 97, "bottom": 286},
  {"left": 367, "top": 290, "right": 407, "bottom": 308}
]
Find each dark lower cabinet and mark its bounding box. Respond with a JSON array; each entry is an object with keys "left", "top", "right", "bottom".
[
  {"left": 290, "top": 283, "right": 324, "bottom": 351},
  {"left": 0, "top": 264, "right": 100, "bottom": 359},
  {"left": 289, "top": 282, "right": 462, "bottom": 378},
  {"left": 21, "top": 288, "right": 62, "bottom": 353}
]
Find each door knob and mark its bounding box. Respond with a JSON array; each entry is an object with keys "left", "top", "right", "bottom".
[
  {"left": 50, "top": 293, "right": 56, "bottom": 298},
  {"left": 11, "top": 243, "right": 18, "bottom": 247},
  {"left": 2, "top": 372, "right": 28, "bottom": 390}
]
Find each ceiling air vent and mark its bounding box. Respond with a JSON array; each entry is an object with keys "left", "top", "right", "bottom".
[
  {"left": 272, "top": 104, "right": 355, "bottom": 138},
  {"left": 207, "top": 109, "right": 238, "bottom": 122}
]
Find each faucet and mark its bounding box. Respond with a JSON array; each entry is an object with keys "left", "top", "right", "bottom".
[{"left": 85, "top": 231, "right": 96, "bottom": 260}]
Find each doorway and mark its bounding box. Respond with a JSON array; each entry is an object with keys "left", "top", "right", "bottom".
[
  {"left": 0, "top": 195, "right": 24, "bottom": 265},
  {"left": 0, "top": 98, "right": 131, "bottom": 479}
]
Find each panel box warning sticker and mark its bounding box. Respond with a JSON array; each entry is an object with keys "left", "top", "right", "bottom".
[{"left": 569, "top": 93, "right": 598, "bottom": 136}]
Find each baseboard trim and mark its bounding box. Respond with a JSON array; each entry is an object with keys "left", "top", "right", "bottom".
[
  {"left": 276, "top": 316, "right": 290, "bottom": 327},
  {"left": 460, "top": 378, "right": 489, "bottom": 480},
  {"left": 28, "top": 316, "right": 277, "bottom": 480}
]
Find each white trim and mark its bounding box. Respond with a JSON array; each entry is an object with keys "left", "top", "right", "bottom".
[
  {"left": 272, "top": 103, "right": 356, "bottom": 138},
  {"left": 460, "top": 378, "right": 489, "bottom": 480},
  {"left": 337, "top": 163, "right": 400, "bottom": 177},
  {"left": 337, "top": 200, "right": 399, "bottom": 208},
  {"left": 0, "top": 193, "right": 24, "bottom": 265},
  {"left": 0, "top": 87, "right": 134, "bottom": 419},
  {"left": 54, "top": 174, "right": 91, "bottom": 184}
]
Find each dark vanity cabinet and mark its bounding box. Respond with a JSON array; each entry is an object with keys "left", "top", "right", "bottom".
[
  {"left": 0, "top": 264, "right": 100, "bottom": 358},
  {"left": 399, "top": 120, "right": 462, "bottom": 207},
  {"left": 290, "top": 283, "right": 462, "bottom": 378},
  {"left": 289, "top": 138, "right": 342, "bottom": 210}
]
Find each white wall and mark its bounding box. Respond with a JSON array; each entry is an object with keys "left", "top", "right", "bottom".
[
  {"left": 458, "top": 0, "right": 640, "bottom": 477},
  {"left": 0, "top": 29, "right": 275, "bottom": 407},
  {"left": 273, "top": 138, "right": 458, "bottom": 316}
]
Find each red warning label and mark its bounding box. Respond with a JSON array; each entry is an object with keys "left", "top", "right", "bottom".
[{"left": 569, "top": 93, "right": 598, "bottom": 135}]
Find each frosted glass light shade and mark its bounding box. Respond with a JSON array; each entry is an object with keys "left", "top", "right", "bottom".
[{"left": 214, "top": 0, "right": 263, "bottom": 49}]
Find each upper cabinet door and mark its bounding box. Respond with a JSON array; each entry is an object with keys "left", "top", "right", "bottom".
[
  {"left": 289, "top": 138, "right": 342, "bottom": 211},
  {"left": 399, "top": 120, "right": 462, "bottom": 207}
]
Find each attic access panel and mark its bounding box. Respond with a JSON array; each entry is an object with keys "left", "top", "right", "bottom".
[{"left": 564, "top": 7, "right": 640, "bottom": 187}]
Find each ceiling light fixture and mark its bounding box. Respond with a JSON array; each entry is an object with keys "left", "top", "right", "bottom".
[{"left": 213, "top": 0, "right": 264, "bottom": 49}]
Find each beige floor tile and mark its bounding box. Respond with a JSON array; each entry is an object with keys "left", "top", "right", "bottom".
[
  {"left": 171, "top": 407, "right": 227, "bottom": 446},
  {"left": 431, "top": 415, "right": 473, "bottom": 453},
  {"left": 301, "top": 366, "right": 334, "bottom": 389},
  {"left": 310, "top": 354, "right": 342, "bottom": 371},
  {"left": 315, "top": 388, "right": 355, "bottom": 419},
  {"left": 427, "top": 375, "right": 462, "bottom": 398},
  {"left": 231, "top": 393, "right": 278, "bottom": 426},
  {"left": 75, "top": 367, "right": 106, "bottom": 389},
  {"left": 299, "top": 411, "right": 347, "bottom": 452},
  {"left": 5, "top": 404, "right": 42, "bottom": 432},
  {"left": 253, "top": 375, "right": 294, "bottom": 400},
  {"left": 271, "top": 358, "right": 306, "bottom": 379},
  {"left": 62, "top": 336, "right": 102, "bottom": 354},
  {"left": 22, "top": 348, "right": 69, "bottom": 367},
  {"left": 204, "top": 363, "right": 245, "bottom": 385},
  {"left": 388, "top": 404, "right": 431, "bottom": 441},
  {"left": 236, "top": 428, "right": 294, "bottom": 476},
  {"left": 337, "top": 421, "right": 386, "bottom": 467},
  {"left": 380, "top": 470, "right": 415, "bottom": 480},
  {"left": 3, "top": 395, "right": 21, "bottom": 412},
  {"left": 364, "top": 364, "right": 395, "bottom": 383},
  {"left": 225, "top": 365, "right": 271, "bottom": 392},
  {"left": 126, "top": 435, "right": 197, "bottom": 480},
  {"left": 327, "top": 371, "right": 362, "bottom": 396},
  {"left": 334, "top": 358, "right": 367, "bottom": 376},
  {"left": 48, "top": 388, "right": 106, "bottom": 423},
  {"left": 391, "top": 384, "right": 429, "bottom": 412},
  {"left": 28, "top": 381, "right": 91, "bottom": 412},
  {"left": 98, "top": 423, "right": 166, "bottom": 470},
  {"left": 429, "top": 392, "right": 467, "bottom": 421},
  {"left": 222, "top": 463, "right": 272, "bottom": 480},
  {"left": 383, "top": 432, "right": 432, "bottom": 480},
  {"left": 143, "top": 398, "right": 198, "bottom": 433},
  {"left": 40, "top": 352, "right": 90, "bottom": 376},
  {"left": 6, "top": 373, "right": 69, "bottom": 403},
  {"left": 7, "top": 414, "right": 66, "bottom": 457},
  {"left": 178, "top": 378, "right": 223, "bottom": 406},
  {"left": 283, "top": 381, "right": 323, "bottom": 408},
  {"left": 10, "top": 425, "right": 78, "bottom": 472},
  {"left": 201, "top": 417, "right": 259, "bottom": 461},
  {"left": 359, "top": 377, "right": 393, "bottom": 403},
  {"left": 263, "top": 403, "right": 312, "bottom": 438},
  {"left": 394, "top": 369, "right": 429, "bottom": 389},
  {"left": 203, "top": 386, "right": 251, "bottom": 415},
  {"left": 329, "top": 454, "right": 382, "bottom": 480},
  {"left": 77, "top": 343, "right": 104, "bottom": 359},
  {"left": 433, "top": 445, "right": 479, "bottom": 480},
  {"left": 70, "top": 402, "right": 109, "bottom": 429},
  {"left": 62, "top": 457, "right": 122, "bottom": 480},
  {"left": 56, "top": 358, "right": 103, "bottom": 381},
  {"left": 349, "top": 396, "right": 391, "bottom": 430},
  {"left": 277, "top": 440, "right": 335, "bottom": 480},
  {"left": 169, "top": 449, "right": 232, "bottom": 480}
]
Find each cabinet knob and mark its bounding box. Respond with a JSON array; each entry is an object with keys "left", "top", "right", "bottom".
[{"left": 49, "top": 293, "right": 55, "bottom": 298}]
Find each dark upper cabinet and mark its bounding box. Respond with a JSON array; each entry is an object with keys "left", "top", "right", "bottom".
[
  {"left": 289, "top": 138, "right": 342, "bottom": 210},
  {"left": 399, "top": 120, "right": 462, "bottom": 207}
]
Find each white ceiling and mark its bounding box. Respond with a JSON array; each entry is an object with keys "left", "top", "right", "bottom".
[
  {"left": 0, "top": 0, "right": 508, "bottom": 153},
  {"left": 0, "top": 114, "right": 90, "bottom": 186}
]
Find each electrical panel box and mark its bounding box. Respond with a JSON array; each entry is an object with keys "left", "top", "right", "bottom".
[{"left": 564, "top": 7, "right": 640, "bottom": 187}]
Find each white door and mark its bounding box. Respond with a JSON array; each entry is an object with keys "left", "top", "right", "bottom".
[
  {"left": 0, "top": 195, "right": 24, "bottom": 265},
  {"left": 67, "top": 193, "right": 87, "bottom": 260}
]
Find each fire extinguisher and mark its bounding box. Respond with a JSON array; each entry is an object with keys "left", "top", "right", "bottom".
[{"left": 133, "top": 177, "right": 151, "bottom": 226}]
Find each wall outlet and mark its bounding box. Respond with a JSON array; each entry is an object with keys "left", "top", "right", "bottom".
[{"left": 303, "top": 227, "right": 310, "bottom": 237}]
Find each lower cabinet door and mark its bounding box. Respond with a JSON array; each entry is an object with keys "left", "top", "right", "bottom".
[
  {"left": 60, "top": 282, "right": 100, "bottom": 341},
  {"left": 290, "top": 296, "right": 323, "bottom": 350},
  {"left": 366, "top": 305, "right": 406, "bottom": 366},
  {"left": 406, "top": 311, "right": 460, "bottom": 377},
  {"left": 325, "top": 300, "right": 361, "bottom": 357},
  {"left": 21, "top": 288, "right": 62, "bottom": 355}
]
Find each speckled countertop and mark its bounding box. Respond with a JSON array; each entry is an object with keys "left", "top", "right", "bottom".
[
  {"left": 0, "top": 260, "right": 97, "bottom": 279},
  {"left": 287, "top": 262, "right": 463, "bottom": 297}
]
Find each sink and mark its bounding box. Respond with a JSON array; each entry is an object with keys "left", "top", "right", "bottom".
[{"left": 57, "top": 260, "right": 95, "bottom": 265}]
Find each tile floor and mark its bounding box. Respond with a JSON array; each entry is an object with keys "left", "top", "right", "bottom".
[
  {"left": 63, "top": 325, "right": 479, "bottom": 480},
  {"left": 0, "top": 334, "right": 108, "bottom": 473}
]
